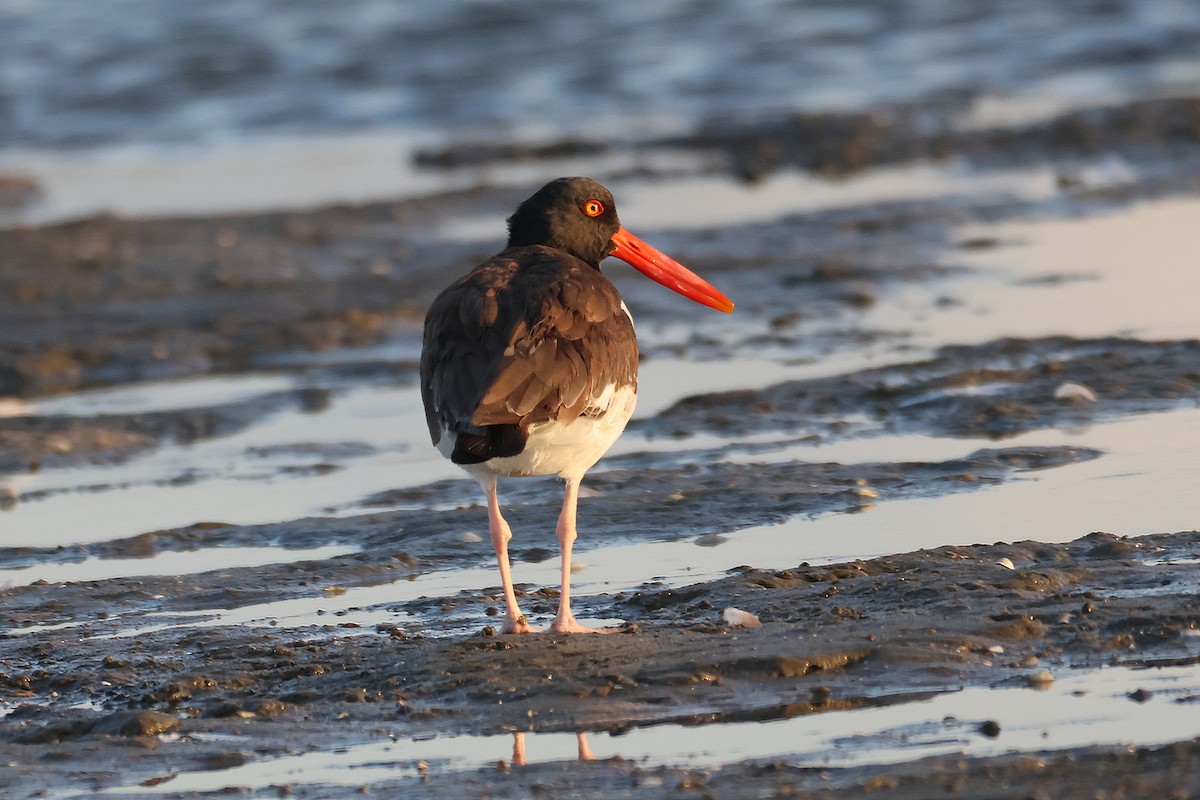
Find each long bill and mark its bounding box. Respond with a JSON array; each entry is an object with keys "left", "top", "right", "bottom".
[{"left": 609, "top": 227, "right": 734, "bottom": 313}]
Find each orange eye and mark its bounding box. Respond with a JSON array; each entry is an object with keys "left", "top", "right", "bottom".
[{"left": 583, "top": 199, "right": 604, "bottom": 217}]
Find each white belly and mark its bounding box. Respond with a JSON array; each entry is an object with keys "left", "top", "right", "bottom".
[{"left": 461, "top": 384, "right": 637, "bottom": 482}]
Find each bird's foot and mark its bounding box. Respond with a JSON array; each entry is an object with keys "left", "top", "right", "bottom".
[{"left": 500, "top": 614, "right": 539, "bottom": 635}]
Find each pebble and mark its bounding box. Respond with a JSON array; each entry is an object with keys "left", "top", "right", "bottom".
[
  {"left": 722, "top": 607, "right": 762, "bottom": 628},
  {"left": 1054, "top": 382, "right": 1098, "bottom": 403},
  {"left": 92, "top": 710, "right": 179, "bottom": 737},
  {"left": 1026, "top": 671, "right": 1055, "bottom": 688}
]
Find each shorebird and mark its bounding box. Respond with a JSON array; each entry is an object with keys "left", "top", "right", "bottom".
[{"left": 420, "top": 177, "right": 733, "bottom": 633}]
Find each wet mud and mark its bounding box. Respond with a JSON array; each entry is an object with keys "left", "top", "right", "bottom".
[
  {"left": 3, "top": 95, "right": 1200, "bottom": 400},
  {"left": 1, "top": 530, "right": 1198, "bottom": 798},
  {"left": 3, "top": 91, "right": 1200, "bottom": 798},
  {"left": 644, "top": 336, "right": 1200, "bottom": 440},
  {"left": 400, "top": 735, "right": 1200, "bottom": 800},
  {"left": 424, "top": 95, "right": 1200, "bottom": 183}
]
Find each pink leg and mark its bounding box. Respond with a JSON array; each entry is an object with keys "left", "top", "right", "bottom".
[
  {"left": 484, "top": 475, "right": 536, "bottom": 634},
  {"left": 549, "top": 477, "right": 611, "bottom": 634}
]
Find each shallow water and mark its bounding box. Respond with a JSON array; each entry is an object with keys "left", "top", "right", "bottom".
[
  {"left": 12, "top": 405, "right": 1194, "bottom": 645},
  {"left": 12, "top": 374, "right": 299, "bottom": 418},
  {"left": 726, "top": 407, "right": 1200, "bottom": 566},
  {"left": 872, "top": 196, "right": 1200, "bottom": 346},
  {"left": 439, "top": 163, "right": 1060, "bottom": 242},
  {"left": 0, "top": 132, "right": 707, "bottom": 227},
  {"left": 1, "top": 384, "right": 440, "bottom": 547},
  {"left": 4, "top": 0, "right": 1199, "bottom": 154},
  {"left": 0, "top": 544, "right": 357, "bottom": 589},
  {"left": 106, "top": 662, "right": 1200, "bottom": 795}
]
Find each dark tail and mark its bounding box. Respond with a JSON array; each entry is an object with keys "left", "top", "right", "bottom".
[{"left": 450, "top": 423, "right": 528, "bottom": 464}]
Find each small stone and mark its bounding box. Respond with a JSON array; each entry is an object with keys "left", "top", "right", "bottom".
[
  {"left": 995, "top": 557, "right": 1016, "bottom": 570},
  {"left": 863, "top": 776, "right": 898, "bottom": 791},
  {"left": 1054, "top": 382, "right": 1097, "bottom": 403},
  {"left": 978, "top": 720, "right": 1001, "bottom": 737},
  {"left": 93, "top": 710, "right": 179, "bottom": 737},
  {"left": 722, "top": 608, "right": 762, "bottom": 628},
  {"left": 1026, "top": 671, "right": 1054, "bottom": 688},
  {"left": 1128, "top": 688, "right": 1153, "bottom": 703}
]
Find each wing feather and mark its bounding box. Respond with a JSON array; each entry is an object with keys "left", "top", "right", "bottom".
[{"left": 420, "top": 245, "right": 638, "bottom": 463}]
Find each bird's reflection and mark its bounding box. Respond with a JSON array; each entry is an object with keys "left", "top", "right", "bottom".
[{"left": 510, "top": 731, "right": 595, "bottom": 767}]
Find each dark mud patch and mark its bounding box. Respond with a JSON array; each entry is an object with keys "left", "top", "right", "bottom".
[
  {"left": 0, "top": 174, "right": 41, "bottom": 213},
  {"left": 1, "top": 530, "right": 1197, "bottom": 797},
  {"left": 656, "top": 95, "right": 1200, "bottom": 182},
  {"left": 0, "top": 189, "right": 497, "bottom": 396},
  {"left": 416, "top": 95, "right": 1200, "bottom": 187},
  {"left": 0, "top": 387, "right": 335, "bottom": 473},
  {"left": 641, "top": 335, "right": 1200, "bottom": 440},
  {"left": 414, "top": 137, "right": 609, "bottom": 170}
]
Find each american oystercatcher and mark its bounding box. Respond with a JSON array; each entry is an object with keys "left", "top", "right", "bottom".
[{"left": 420, "top": 177, "right": 733, "bottom": 633}]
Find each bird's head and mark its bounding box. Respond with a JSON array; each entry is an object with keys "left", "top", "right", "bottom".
[{"left": 507, "top": 177, "right": 733, "bottom": 313}]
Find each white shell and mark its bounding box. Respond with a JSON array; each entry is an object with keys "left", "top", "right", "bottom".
[
  {"left": 1054, "top": 382, "right": 1098, "bottom": 403},
  {"left": 723, "top": 607, "right": 763, "bottom": 628}
]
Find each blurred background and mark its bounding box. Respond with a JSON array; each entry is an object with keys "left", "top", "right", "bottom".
[
  {"left": 3, "top": 0, "right": 1200, "bottom": 221},
  {"left": 4, "top": 3, "right": 1200, "bottom": 794}
]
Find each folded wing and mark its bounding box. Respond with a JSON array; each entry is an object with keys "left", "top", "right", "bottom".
[{"left": 420, "top": 245, "right": 637, "bottom": 464}]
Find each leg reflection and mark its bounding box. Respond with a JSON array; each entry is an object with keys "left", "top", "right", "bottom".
[
  {"left": 508, "top": 731, "right": 598, "bottom": 766},
  {"left": 577, "top": 731, "right": 594, "bottom": 761},
  {"left": 511, "top": 732, "right": 528, "bottom": 767}
]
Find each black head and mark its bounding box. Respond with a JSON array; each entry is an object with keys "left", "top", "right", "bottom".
[{"left": 506, "top": 177, "right": 620, "bottom": 268}]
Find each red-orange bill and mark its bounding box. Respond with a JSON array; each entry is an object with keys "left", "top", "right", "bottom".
[{"left": 609, "top": 227, "right": 734, "bottom": 313}]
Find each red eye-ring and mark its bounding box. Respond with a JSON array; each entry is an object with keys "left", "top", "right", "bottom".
[{"left": 583, "top": 199, "right": 604, "bottom": 217}]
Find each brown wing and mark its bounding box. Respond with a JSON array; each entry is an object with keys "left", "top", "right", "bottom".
[{"left": 420, "top": 245, "right": 638, "bottom": 464}]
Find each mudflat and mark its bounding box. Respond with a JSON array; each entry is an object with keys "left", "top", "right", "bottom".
[{"left": 3, "top": 93, "right": 1200, "bottom": 798}]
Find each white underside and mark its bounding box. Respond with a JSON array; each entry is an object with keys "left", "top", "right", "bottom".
[
  {"left": 445, "top": 302, "right": 638, "bottom": 485},
  {"left": 444, "top": 383, "right": 637, "bottom": 484}
]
